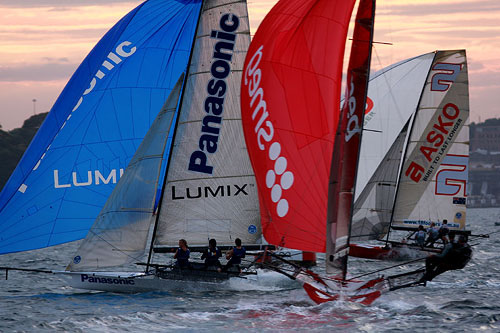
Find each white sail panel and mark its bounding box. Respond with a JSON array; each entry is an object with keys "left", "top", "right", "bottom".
[
  {"left": 355, "top": 53, "right": 434, "bottom": 199},
  {"left": 351, "top": 122, "right": 409, "bottom": 240},
  {"left": 67, "top": 75, "right": 185, "bottom": 271},
  {"left": 155, "top": 0, "right": 261, "bottom": 247},
  {"left": 392, "top": 50, "right": 469, "bottom": 230}
]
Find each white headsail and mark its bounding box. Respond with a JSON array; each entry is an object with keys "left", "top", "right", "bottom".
[{"left": 67, "top": 75, "right": 185, "bottom": 270}]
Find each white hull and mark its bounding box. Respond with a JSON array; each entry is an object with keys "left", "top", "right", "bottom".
[{"left": 56, "top": 271, "right": 218, "bottom": 293}]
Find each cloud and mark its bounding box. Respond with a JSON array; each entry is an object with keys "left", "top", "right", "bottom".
[
  {"left": 0, "top": 62, "right": 77, "bottom": 82},
  {"left": 380, "top": 0, "right": 500, "bottom": 16},
  {"left": 0, "top": 0, "right": 141, "bottom": 8}
]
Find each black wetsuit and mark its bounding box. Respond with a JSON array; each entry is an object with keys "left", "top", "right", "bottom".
[{"left": 423, "top": 242, "right": 472, "bottom": 281}]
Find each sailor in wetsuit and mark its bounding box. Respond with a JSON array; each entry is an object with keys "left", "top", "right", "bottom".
[
  {"left": 425, "top": 222, "right": 440, "bottom": 247},
  {"left": 414, "top": 225, "right": 426, "bottom": 248},
  {"left": 201, "top": 238, "right": 222, "bottom": 271},
  {"left": 421, "top": 234, "right": 472, "bottom": 282},
  {"left": 174, "top": 239, "right": 190, "bottom": 269},
  {"left": 223, "top": 238, "right": 246, "bottom": 273},
  {"left": 437, "top": 219, "right": 450, "bottom": 243}
]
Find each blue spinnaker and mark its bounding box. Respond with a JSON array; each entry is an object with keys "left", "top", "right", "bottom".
[{"left": 0, "top": 0, "right": 202, "bottom": 254}]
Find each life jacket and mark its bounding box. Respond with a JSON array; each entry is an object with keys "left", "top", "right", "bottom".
[
  {"left": 176, "top": 248, "right": 190, "bottom": 268},
  {"left": 448, "top": 243, "right": 472, "bottom": 269},
  {"left": 204, "top": 247, "right": 221, "bottom": 265},
  {"left": 229, "top": 247, "right": 246, "bottom": 264}
]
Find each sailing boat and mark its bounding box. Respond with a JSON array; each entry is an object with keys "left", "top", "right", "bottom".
[
  {"left": 0, "top": 0, "right": 202, "bottom": 254},
  {"left": 2, "top": 0, "right": 266, "bottom": 292},
  {"left": 241, "top": 0, "right": 470, "bottom": 304},
  {"left": 349, "top": 50, "right": 470, "bottom": 260},
  {"left": 60, "top": 0, "right": 266, "bottom": 291}
]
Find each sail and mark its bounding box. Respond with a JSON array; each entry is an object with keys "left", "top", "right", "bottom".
[
  {"left": 351, "top": 51, "right": 461, "bottom": 241},
  {"left": 67, "top": 75, "right": 185, "bottom": 270},
  {"left": 350, "top": 52, "right": 435, "bottom": 241},
  {"left": 355, "top": 52, "right": 435, "bottom": 199},
  {"left": 241, "top": 0, "right": 356, "bottom": 253},
  {"left": 392, "top": 50, "right": 469, "bottom": 230},
  {"left": 153, "top": 0, "right": 261, "bottom": 248},
  {"left": 326, "top": 0, "right": 375, "bottom": 277},
  {"left": 0, "top": 0, "right": 203, "bottom": 255},
  {"left": 350, "top": 121, "right": 409, "bottom": 241}
]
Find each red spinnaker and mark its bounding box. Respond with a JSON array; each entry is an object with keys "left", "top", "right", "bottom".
[
  {"left": 326, "top": 0, "right": 376, "bottom": 277},
  {"left": 241, "top": 0, "right": 356, "bottom": 252}
]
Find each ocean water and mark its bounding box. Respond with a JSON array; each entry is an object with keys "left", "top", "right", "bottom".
[{"left": 1, "top": 208, "right": 499, "bottom": 332}]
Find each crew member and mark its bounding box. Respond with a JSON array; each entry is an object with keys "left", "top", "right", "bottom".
[
  {"left": 421, "top": 234, "right": 472, "bottom": 282},
  {"left": 223, "top": 238, "right": 246, "bottom": 272},
  {"left": 425, "top": 222, "right": 439, "bottom": 247},
  {"left": 201, "top": 238, "right": 222, "bottom": 271},
  {"left": 174, "top": 239, "right": 190, "bottom": 269},
  {"left": 414, "top": 225, "right": 426, "bottom": 248},
  {"left": 437, "top": 219, "right": 450, "bottom": 243}
]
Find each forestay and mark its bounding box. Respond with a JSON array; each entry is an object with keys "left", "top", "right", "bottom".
[{"left": 0, "top": 0, "right": 202, "bottom": 254}]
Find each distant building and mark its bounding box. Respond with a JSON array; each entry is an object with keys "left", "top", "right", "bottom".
[
  {"left": 469, "top": 118, "right": 500, "bottom": 207},
  {"left": 470, "top": 118, "right": 500, "bottom": 152}
]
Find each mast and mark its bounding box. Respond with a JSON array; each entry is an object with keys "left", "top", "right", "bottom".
[
  {"left": 145, "top": 1, "right": 205, "bottom": 271},
  {"left": 326, "top": 0, "right": 376, "bottom": 279}
]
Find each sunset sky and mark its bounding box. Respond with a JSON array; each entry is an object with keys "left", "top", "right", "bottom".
[{"left": 0, "top": 0, "right": 499, "bottom": 130}]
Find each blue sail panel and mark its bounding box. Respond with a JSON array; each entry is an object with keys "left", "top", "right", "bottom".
[{"left": 0, "top": 0, "right": 202, "bottom": 254}]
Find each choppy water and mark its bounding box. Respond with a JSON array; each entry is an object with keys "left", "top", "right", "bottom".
[{"left": 1, "top": 208, "right": 499, "bottom": 332}]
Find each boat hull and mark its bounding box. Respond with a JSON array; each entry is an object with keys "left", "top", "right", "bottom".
[
  {"left": 56, "top": 266, "right": 249, "bottom": 293},
  {"left": 349, "top": 243, "right": 440, "bottom": 260}
]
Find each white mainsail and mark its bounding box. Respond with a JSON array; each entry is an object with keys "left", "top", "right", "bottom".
[
  {"left": 392, "top": 50, "right": 469, "bottom": 230},
  {"left": 67, "top": 75, "right": 185, "bottom": 270},
  {"left": 355, "top": 53, "right": 435, "bottom": 198},
  {"left": 67, "top": 0, "right": 259, "bottom": 271},
  {"left": 154, "top": 0, "right": 260, "bottom": 247},
  {"left": 351, "top": 50, "right": 469, "bottom": 240}
]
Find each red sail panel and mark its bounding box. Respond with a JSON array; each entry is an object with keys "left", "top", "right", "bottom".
[
  {"left": 326, "top": 0, "right": 376, "bottom": 277},
  {"left": 241, "top": 0, "right": 356, "bottom": 252}
]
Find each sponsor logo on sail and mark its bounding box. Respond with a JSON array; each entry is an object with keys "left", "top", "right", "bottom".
[
  {"left": 171, "top": 184, "right": 249, "bottom": 200},
  {"left": 189, "top": 14, "right": 240, "bottom": 175},
  {"left": 248, "top": 225, "right": 257, "bottom": 234},
  {"left": 344, "top": 77, "right": 361, "bottom": 142},
  {"left": 81, "top": 274, "right": 135, "bottom": 285},
  {"left": 435, "top": 155, "right": 468, "bottom": 196},
  {"left": 53, "top": 168, "right": 124, "bottom": 188},
  {"left": 405, "top": 103, "right": 463, "bottom": 183},
  {"left": 22, "top": 40, "right": 136, "bottom": 194},
  {"left": 430, "top": 63, "right": 462, "bottom": 92},
  {"left": 243, "top": 45, "right": 294, "bottom": 218}
]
